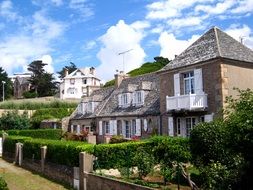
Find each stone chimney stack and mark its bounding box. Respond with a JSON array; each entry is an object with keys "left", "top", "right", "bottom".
[
  {"left": 90, "top": 67, "right": 95, "bottom": 75},
  {"left": 64, "top": 68, "right": 69, "bottom": 77},
  {"left": 114, "top": 71, "right": 128, "bottom": 88}
]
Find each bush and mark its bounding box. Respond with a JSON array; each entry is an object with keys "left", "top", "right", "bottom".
[
  {"left": 109, "top": 135, "right": 129, "bottom": 144},
  {"left": 22, "top": 91, "right": 38, "bottom": 98},
  {"left": 3, "top": 136, "right": 31, "bottom": 153},
  {"left": 7, "top": 129, "right": 63, "bottom": 140},
  {"left": 0, "top": 111, "right": 30, "bottom": 130},
  {"left": 0, "top": 177, "right": 8, "bottom": 190}
]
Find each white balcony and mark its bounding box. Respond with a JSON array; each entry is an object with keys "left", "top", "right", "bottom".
[{"left": 166, "top": 94, "right": 208, "bottom": 111}]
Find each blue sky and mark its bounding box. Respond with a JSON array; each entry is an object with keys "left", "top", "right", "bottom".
[{"left": 0, "top": 0, "right": 253, "bottom": 82}]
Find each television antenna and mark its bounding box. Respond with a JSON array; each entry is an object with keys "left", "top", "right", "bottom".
[{"left": 118, "top": 49, "right": 133, "bottom": 73}]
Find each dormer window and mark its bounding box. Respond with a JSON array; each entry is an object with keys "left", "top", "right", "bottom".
[
  {"left": 133, "top": 90, "right": 145, "bottom": 106},
  {"left": 118, "top": 93, "right": 131, "bottom": 108},
  {"left": 83, "top": 79, "right": 87, "bottom": 84}
]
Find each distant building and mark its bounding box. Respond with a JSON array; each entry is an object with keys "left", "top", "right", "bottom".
[
  {"left": 60, "top": 67, "right": 101, "bottom": 99},
  {"left": 10, "top": 73, "right": 32, "bottom": 99}
]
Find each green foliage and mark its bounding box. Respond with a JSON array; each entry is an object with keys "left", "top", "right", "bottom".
[
  {"left": 3, "top": 136, "right": 32, "bottom": 153},
  {"left": 0, "top": 177, "right": 9, "bottom": 190},
  {"left": 190, "top": 89, "right": 253, "bottom": 189},
  {"left": 0, "top": 67, "right": 13, "bottom": 100},
  {"left": 57, "top": 62, "right": 77, "bottom": 80},
  {"left": 109, "top": 135, "right": 129, "bottom": 144},
  {"left": 30, "top": 108, "right": 74, "bottom": 128},
  {"left": 22, "top": 91, "right": 38, "bottom": 99},
  {"left": 0, "top": 111, "right": 30, "bottom": 130},
  {"left": 0, "top": 100, "right": 77, "bottom": 110},
  {"left": 7, "top": 129, "right": 63, "bottom": 140},
  {"left": 103, "top": 56, "right": 170, "bottom": 87},
  {"left": 133, "top": 146, "right": 155, "bottom": 178},
  {"left": 28, "top": 60, "right": 58, "bottom": 97}
]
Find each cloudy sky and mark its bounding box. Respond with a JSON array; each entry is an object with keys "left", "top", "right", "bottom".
[{"left": 0, "top": 0, "right": 253, "bottom": 81}]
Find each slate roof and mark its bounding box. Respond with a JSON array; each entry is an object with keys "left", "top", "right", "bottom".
[
  {"left": 98, "top": 73, "right": 160, "bottom": 117},
  {"left": 65, "top": 68, "right": 100, "bottom": 80},
  {"left": 161, "top": 27, "right": 253, "bottom": 71},
  {"left": 71, "top": 86, "right": 115, "bottom": 119}
]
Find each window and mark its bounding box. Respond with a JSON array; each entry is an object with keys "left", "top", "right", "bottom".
[
  {"left": 104, "top": 121, "right": 110, "bottom": 134},
  {"left": 177, "top": 118, "right": 181, "bottom": 135},
  {"left": 183, "top": 71, "right": 194, "bottom": 94},
  {"left": 125, "top": 121, "right": 130, "bottom": 138},
  {"left": 83, "top": 79, "right": 87, "bottom": 84},
  {"left": 186, "top": 117, "right": 196, "bottom": 137},
  {"left": 132, "top": 120, "right": 136, "bottom": 136},
  {"left": 67, "top": 88, "right": 75, "bottom": 94},
  {"left": 70, "top": 79, "right": 75, "bottom": 85},
  {"left": 122, "top": 94, "right": 128, "bottom": 105}
]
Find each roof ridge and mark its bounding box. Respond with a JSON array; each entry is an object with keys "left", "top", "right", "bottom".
[{"left": 214, "top": 27, "right": 222, "bottom": 57}]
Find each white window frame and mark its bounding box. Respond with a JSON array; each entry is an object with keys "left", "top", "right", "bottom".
[
  {"left": 183, "top": 71, "right": 195, "bottom": 95},
  {"left": 70, "top": 78, "right": 75, "bottom": 85},
  {"left": 132, "top": 120, "right": 136, "bottom": 136},
  {"left": 125, "top": 120, "right": 131, "bottom": 139},
  {"left": 185, "top": 117, "right": 196, "bottom": 137},
  {"left": 104, "top": 121, "right": 110, "bottom": 134},
  {"left": 122, "top": 94, "right": 128, "bottom": 105},
  {"left": 83, "top": 79, "right": 87, "bottom": 85}
]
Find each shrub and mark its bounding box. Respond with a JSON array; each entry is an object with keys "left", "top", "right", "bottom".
[
  {"left": 0, "top": 177, "right": 8, "bottom": 190},
  {"left": 22, "top": 91, "right": 37, "bottom": 99},
  {"left": 7, "top": 129, "right": 63, "bottom": 140},
  {"left": 109, "top": 135, "right": 129, "bottom": 144},
  {"left": 0, "top": 111, "right": 30, "bottom": 130},
  {"left": 3, "top": 136, "right": 31, "bottom": 153}
]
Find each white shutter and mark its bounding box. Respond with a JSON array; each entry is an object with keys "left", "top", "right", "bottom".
[
  {"left": 143, "top": 119, "right": 148, "bottom": 132},
  {"left": 113, "top": 120, "right": 117, "bottom": 135},
  {"left": 168, "top": 117, "right": 174, "bottom": 136},
  {"left": 174, "top": 73, "right": 180, "bottom": 96},
  {"left": 132, "top": 92, "right": 136, "bottom": 106},
  {"left": 118, "top": 94, "right": 122, "bottom": 107},
  {"left": 127, "top": 93, "right": 132, "bottom": 106},
  {"left": 136, "top": 119, "right": 141, "bottom": 136},
  {"left": 194, "top": 68, "right": 203, "bottom": 94},
  {"left": 204, "top": 114, "right": 213, "bottom": 122},
  {"left": 180, "top": 118, "right": 186, "bottom": 137},
  {"left": 141, "top": 91, "right": 145, "bottom": 104},
  {"left": 77, "top": 125, "right": 80, "bottom": 134},
  {"left": 71, "top": 125, "right": 74, "bottom": 133},
  {"left": 122, "top": 121, "right": 126, "bottom": 138},
  {"left": 109, "top": 120, "right": 114, "bottom": 135},
  {"left": 99, "top": 121, "right": 103, "bottom": 135}
]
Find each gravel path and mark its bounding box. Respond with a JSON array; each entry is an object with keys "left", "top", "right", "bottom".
[{"left": 0, "top": 158, "right": 71, "bottom": 190}]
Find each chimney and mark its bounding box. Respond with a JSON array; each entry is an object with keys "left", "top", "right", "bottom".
[
  {"left": 114, "top": 71, "right": 128, "bottom": 88},
  {"left": 90, "top": 67, "right": 95, "bottom": 75},
  {"left": 64, "top": 68, "right": 69, "bottom": 77}
]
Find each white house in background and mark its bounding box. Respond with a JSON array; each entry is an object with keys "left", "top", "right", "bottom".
[{"left": 60, "top": 67, "right": 101, "bottom": 99}]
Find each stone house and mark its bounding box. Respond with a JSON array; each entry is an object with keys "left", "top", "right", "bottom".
[
  {"left": 13, "top": 76, "right": 32, "bottom": 99},
  {"left": 70, "top": 86, "right": 115, "bottom": 134},
  {"left": 60, "top": 67, "right": 101, "bottom": 99},
  {"left": 69, "top": 72, "right": 160, "bottom": 143},
  {"left": 158, "top": 27, "right": 253, "bottom": 137}
]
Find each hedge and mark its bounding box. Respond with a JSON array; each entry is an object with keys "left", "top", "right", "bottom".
[
  {"left": 3, "top": 136, "right": 191, "bottom": 168},
  {"left": 7, "top": 129, "right": 63, "bottom": 140},
  {"left": 0, "top": 177, "right": 8, "bottom": 190}
]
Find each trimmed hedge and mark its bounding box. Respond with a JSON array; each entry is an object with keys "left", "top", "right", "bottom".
[
  {"left": 7, "top": 129, "right": 63, "bottom": 140},
  {"left": 3, "top": 136, "right": 191, "bottom": 169}
]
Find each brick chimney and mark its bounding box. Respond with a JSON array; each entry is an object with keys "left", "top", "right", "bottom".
[
  {"left": 64, "top": 68, "right": 69, "bottom": 77},
  {"left": 114, "top": 71, "right": 128, "bottom": 88}
]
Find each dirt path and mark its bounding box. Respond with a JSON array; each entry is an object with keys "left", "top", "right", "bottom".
[{"left": 0, "top": 158, "right": 71, "bottom": 190}]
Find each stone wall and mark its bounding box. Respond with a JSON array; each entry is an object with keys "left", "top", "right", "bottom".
[{"left": 86, "top": 173, "right": 154, "bottom": 190}]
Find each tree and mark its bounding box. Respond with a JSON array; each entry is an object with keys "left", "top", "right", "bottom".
[
  {"left": 57, "top": 62, "right": 77, "bottom": 79},
  {"left": 0, "top": 67, "right": 13, "bottom": 100},
  {"left": 28, "top": 60, "right": 57, "bottom": 97},
  {"left": 0, "top": 111, "right": 30, "bottom": 130}
]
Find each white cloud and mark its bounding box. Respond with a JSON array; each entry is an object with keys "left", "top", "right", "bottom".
[
  {"left": 51, "top": 0, "right": 63, "bottom": 6},
  {"left": 83, "top": 40, "right": 96, "bottom": 50},
  {"left": 225, "top": 24, "right": 253, "bottom": 49},
  {"left": 41, "top": 54, "right": 54, "bottom": 73},
  {"left": 158, "top": 32, "right": 199, "bottom": 60},
  {"left": 96, "top": 20, "right": 146, "bottom": 81},
  {"left": 0, "top": 0, "right": 21, "bottom": 21},
  {"left": 168, "top": 16, "right": 203, "bottom": 29},
  {"left": 146, "top": 0, "right": 212, "bottom": 20},
  {"left": 130, "top": 20, "right": 150, "bottom": 31},
  {"left": 0, "top": 10, "right": 66, "bottom": 74},
  {"left": 195, "top": 0, "right": 236, "bottom": 15},
  {"left": 69, "top": 0, "right": 93, "bottom": 20},
  {"left": 231, "top": 0, "right": 253, "bottom": 14}
]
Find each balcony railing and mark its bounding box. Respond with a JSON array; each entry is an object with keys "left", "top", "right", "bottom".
[{"left": 166, "top": 94, "right": 208, "bottom": 111}]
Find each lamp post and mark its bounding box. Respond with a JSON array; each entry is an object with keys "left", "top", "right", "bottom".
[{"left": 2, "top": 81, "right": 6, "bottom": 102}]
